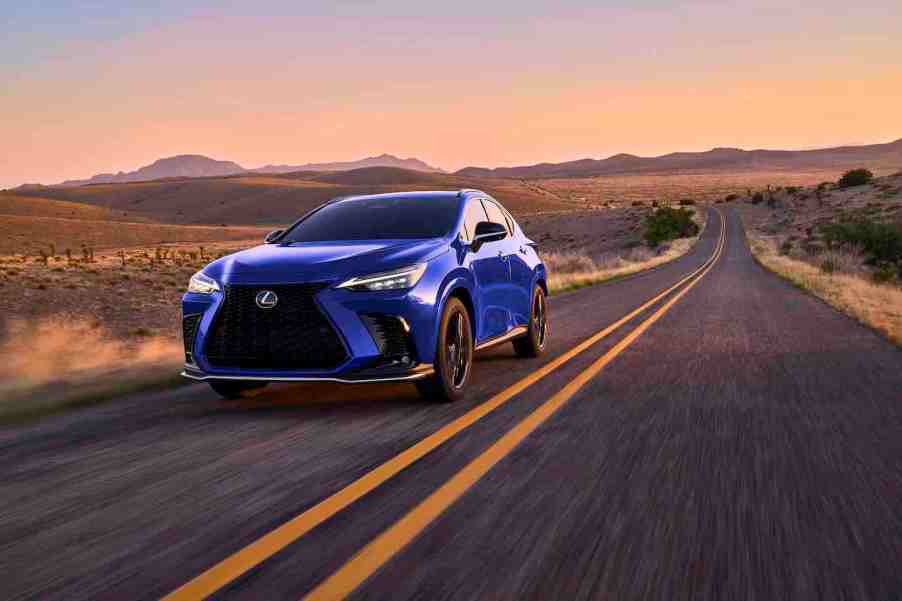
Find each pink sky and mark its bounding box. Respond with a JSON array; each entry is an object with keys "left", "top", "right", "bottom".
[{"left": 2, "top": 1, "right": 901, "bottom": 187}]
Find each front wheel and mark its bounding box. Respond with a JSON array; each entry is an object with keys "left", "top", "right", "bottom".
[
  {"left": 208, "top": 380, "right": 268, "bottom": 399},
  {"left": 415, "top": 297, "right": 473, "bottom": 402},
  {"left": 513, "top": 286, "right": 548, "bottom": 358}
]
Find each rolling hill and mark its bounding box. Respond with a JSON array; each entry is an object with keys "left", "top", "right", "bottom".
[
  {"left": 457, "top": 139, "right": 902, "bottom": 178},
  {"left": 52, "top": 153, "right": 443, "bottom": 187},
  {"left": 10, "top": 167, "right": 576, "bottom": 226}
]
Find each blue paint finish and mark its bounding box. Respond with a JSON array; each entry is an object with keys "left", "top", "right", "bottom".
[{"left": 180, "top": 190, "right": 545, "bottom": 382}]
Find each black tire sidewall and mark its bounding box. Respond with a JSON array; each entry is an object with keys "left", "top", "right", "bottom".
[
  {"left": 430, "top": 297, "right": 473, "bottom": 402},
  {"left": 514, "top": 286, "right": 548, "bottom": 358}
]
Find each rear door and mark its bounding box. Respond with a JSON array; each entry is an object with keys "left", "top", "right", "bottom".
[{"left": 498, "top": 205, "right": 533, "bottom": 326}]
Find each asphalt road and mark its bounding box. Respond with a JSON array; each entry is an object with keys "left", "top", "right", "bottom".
[{"left": 3, "top": 207, "right": 902, "bottom": 600}]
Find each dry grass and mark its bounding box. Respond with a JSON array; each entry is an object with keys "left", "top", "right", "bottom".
[
  {"left": 0, "top": 214, "right": 269, "bottom": 254},
  {"left": 0, "top": 317, "right": 183, "bottom": 422},
  {"left": 748, "top": 236, "right": 902, "bottom": 346},
  {"left": 543, "top": 208, "right": 706, "bottom": 293},
  {"left": 0, "top": 239, "right": 257, "bottom": 340}
]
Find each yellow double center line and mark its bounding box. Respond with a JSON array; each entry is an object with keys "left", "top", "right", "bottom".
[
  {"left": 164, "top": 210, "right": 725, "bottom": 601},
  {"left": 305, "top": 212, "right": 727, "bottom": 599}
]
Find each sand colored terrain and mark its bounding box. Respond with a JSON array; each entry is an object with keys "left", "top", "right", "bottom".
[
  {"left": 0, "top": 193, "right": 152, "bottom": 222},
  {"left": 534, "top": 169, "right": 898, "bottom": 207}
]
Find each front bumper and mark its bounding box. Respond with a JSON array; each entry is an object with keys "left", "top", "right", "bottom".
[
  {"left": 181, "top": 278, "right": 440, "bottom": 384},
  {"left": 180, "top": 363, "right": 434, "bottom": 384}
]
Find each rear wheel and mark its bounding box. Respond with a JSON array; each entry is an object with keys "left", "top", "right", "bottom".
[
  {"left": 513, "top": 286, "right": 548, "bottom": 358},
  {"left": 415, "top": 297, "right": 473, "bottom": 402},
  {"left": 208, "top": 380, "right": 268, "bottom": 399}
]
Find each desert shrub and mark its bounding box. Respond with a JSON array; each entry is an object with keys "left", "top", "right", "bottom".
[
  {"left": 643, "top": 207, "right": 699, "bottom": 248},
  {"left": 751, "top": 192, "right": 764, "bottom": 204},
  {"left": 838, "top": 168, "right": 874, "bottom": 189},
  {"left": 872, "top": 263, "right": 897, "bottom": 284},
  {"left": 785, "top": 186, "right": 800, "bottom": 195},
  {"left": 820, "top": 219, "right": 902, "bottom": 266},
  {"left": 631, "top": 201, "right": 645, "bottom": 207},
  {"left": 724, "top": 194, "right": 739, "bottom": 202},
  {"left": 678, "top": 198, "right": 696, "bottom": 206},
  {"left": 820, "top": 259, "right": 835, "bottom": 274},
  {"left": 779, "top": 240, "right": 793, "bottom": 255}
]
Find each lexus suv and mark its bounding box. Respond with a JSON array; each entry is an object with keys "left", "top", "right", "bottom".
[{"left": 181, "top": 190, "right": 548, "bottom": 401}]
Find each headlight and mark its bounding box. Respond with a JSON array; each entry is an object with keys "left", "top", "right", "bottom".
[
  {"left": 337, "top": 263, "right": 427, "bottom": 291},
  {"left": 187, "top": 271, "right": 220, "bottom": 294}
]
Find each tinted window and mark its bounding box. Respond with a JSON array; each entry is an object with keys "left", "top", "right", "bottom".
[
  {"left": 461, "top": 200, "right": 488, "bottom": 241},
  {"left": 281, "top": 196, "right": 461, "bottom": 242},
  {"left": 481, "top": 200, "right": 511, "bottom": 234},
  {"left": 503, "top": 208, "right": 518, "bottom": 235}
]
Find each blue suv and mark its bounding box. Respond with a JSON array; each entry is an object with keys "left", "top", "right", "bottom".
[{"left": 181, "top": 190, "right": 548, "bottom": 401}]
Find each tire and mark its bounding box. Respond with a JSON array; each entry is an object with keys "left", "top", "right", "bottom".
[
  {"left": 208, "top": 380, "right": 268, "bottom": 400},
  {"left": 415, "top": 297, "right": 473, "bottom": 402},
  {"left": 513, "top": 285, "right": 548, "bottom": 358}
]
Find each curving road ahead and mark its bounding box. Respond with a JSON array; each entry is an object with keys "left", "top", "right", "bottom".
[{"left": 2, "top": 208, "right": 902, "bottom": 600}]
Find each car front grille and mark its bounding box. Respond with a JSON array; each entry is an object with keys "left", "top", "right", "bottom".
[
  {"left": 203, "top": 283, "right": 347, "bottom": 370},
  {"left": 361, "top": 314, "right": 415, "bottom": 362}
]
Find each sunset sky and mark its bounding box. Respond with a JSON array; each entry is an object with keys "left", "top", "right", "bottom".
[{"left": 2, "top": 0, "right": 901, "bottom": 188}]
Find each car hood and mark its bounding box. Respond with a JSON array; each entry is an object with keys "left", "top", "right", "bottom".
[{"left": 204, "top": 238, "right": 448, "bottom": 285}]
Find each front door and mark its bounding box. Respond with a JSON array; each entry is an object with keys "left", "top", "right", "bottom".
[{"left": 462, "top": 199, "right": 511, "bottom": 341}]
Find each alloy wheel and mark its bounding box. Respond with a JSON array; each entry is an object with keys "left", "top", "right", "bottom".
[{"left": 445, "top": 311, "right": 470, "bottom": 389}]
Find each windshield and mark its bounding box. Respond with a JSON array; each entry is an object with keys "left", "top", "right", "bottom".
[{"left": 281, "top": 196, "right": 461, "bottom": 243}]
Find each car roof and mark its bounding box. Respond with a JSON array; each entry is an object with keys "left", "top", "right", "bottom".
[{"left": 331, "top": 189, "right": 490, "bottom": 204}]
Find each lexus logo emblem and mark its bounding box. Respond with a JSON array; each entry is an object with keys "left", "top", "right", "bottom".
[{"left": 255, "top": 290, "right": 278, "bottom": 309}]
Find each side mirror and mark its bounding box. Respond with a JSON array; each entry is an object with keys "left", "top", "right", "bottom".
[
  {"left": 264, "top": 229, "right": 284, "bottom": 244},
  {"left": 471, "top": 221, "right": 507, "bottom": 250}
]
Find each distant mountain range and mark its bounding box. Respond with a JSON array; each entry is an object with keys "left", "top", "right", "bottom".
[
  {"left": 251, "top": 154, "right": 444, "bottom": 175},
  {"left": 455, "top": 139, "right": 902, "bottom": 178},
  {"left": 59, "top": 155, "right": 246, "bottom": 186},
  {"left": 56, "top": 153, "right": 443, "bottom": 186},
  {"left": 38, "top": 139, "right": 902, "bottom": 188}
]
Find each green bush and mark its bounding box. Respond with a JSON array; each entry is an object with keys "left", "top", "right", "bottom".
[
  {"left": 820, "top": 219, "right": 902, "bottom": 266},
  {"left": 643, "top": 207, "right": 699, "bottom": 248},
  {"left": 872, "top": 263, "right": 897, "bottom": 284},
  {"left": 779, "top": 240, "right": 793, "bottom": 255},
  {"left": 838, "top": 168, "right": 874, "bottom": 189},
  {"left": 820, "top": 259, "right": 835, "bottom": 274},
  {"left": 678, "top": 198, "right": 696, "bottom": 206}
]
